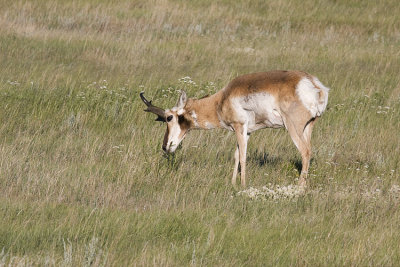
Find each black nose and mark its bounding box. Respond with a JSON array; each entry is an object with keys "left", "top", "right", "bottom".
[{"left": 162, "top": 145, "right": 166, "bottom": 152}]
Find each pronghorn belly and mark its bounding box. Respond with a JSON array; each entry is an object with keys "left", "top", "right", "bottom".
[{"left": 233, "top": 92, "right": 284, "bottom": 132}]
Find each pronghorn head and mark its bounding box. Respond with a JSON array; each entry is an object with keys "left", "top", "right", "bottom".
[{"left": 140, "top": 91, "right": 194, "bottom": 153}]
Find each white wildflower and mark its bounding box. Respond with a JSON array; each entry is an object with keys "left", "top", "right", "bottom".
[
  {"left": 179, "top": 76, "right": 197, "bottom": 86},
  {"left": 237, "top": 184, "right": 306, "bottom": 201}
]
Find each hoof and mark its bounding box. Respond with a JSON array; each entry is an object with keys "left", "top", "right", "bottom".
[{"left": 298, "top": 178, "right": 307, "bottom": 187}]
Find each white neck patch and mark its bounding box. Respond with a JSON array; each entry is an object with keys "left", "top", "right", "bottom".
[
  {"left": 171, "top": 107, "right": 185, "bottom": 115},
  {"left": 205, "top": 121, "right": 215, "bottom": 129},
  {"left": 190, "top": 111, "right": 199, "bottom": 127}
]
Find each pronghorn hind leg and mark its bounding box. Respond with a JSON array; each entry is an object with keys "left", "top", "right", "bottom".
[
  {"left": 298, "top": 119, "right": 316, "bottom": 186},
  {"left": 282, "top": 113, "right": 312, "bottom": 186},
  {"left": 303, "top": 117, "right": 317, "bottom": 145},
  {"left": 288, "top": 123, "right": 311, "bottom": 186}
]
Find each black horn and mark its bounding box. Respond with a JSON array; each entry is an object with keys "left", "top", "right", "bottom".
[{"left": 139, "top": 92, "right": 166, "bottom": 122}]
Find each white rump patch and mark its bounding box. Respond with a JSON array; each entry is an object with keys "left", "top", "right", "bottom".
[{"left": 296, "top": 77, "right": 330, "bottom": 117}]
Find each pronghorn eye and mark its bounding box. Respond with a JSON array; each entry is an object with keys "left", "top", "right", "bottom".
[{"left": 167, "top": 115, "right": 173, "bottom": 122}]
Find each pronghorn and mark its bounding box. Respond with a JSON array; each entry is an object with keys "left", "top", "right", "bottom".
[{"left": 140, "top": 70, "right": 330, "bottom": 187}]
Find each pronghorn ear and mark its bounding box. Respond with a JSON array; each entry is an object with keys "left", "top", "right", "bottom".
[{"left": 176, "top": 90, "right": 187, "bottom": 109}]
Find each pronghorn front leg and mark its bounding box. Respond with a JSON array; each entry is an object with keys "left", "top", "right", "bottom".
[
  {"left": 232, "top": 144, "right": 239, "bottom": 186},
  {"left": 233, "top": 123, "right": 248, "bottom": 187}
]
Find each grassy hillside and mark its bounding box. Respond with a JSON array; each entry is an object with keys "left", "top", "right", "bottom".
[{"left": 0, "top": 0, "right": 399, "bottom": 265}]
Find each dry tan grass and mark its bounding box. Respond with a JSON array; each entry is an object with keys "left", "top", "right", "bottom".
[{"left": 0, "top": 0, "right": 399, "bottom": 265}]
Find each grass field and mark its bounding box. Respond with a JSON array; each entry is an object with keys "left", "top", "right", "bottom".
[{"left": 0, "top": 0, "right": 400, "bottom": 265}]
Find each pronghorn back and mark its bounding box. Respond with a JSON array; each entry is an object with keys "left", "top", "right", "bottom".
[{"left": 222, "top": 70, "right": 305, "bottom": 99}]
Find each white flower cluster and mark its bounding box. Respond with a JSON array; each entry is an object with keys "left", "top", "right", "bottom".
[
  {"left": 331, "top": 184, "right": 400, "bottom": 201},
  {"left": 178, "top": 76, "right": 197, "bottom": 86},
  {"left": 204, "top": 81, "right": 217, "bottom": 94},
  {"left": 375, "top": 105, "right": 391, "bottom": 114},
  {"left": 331, "top": 95, "right": 397, "bottom": 116},
  {"left": 7, "top": 80, "right": 20, "bottom": 86},
  {"left": 75, "top": 80, "right": 131, "bottom": 107},
  {"left": 360, "top": 188, "right": 381, "bottom": 199},
  {"left": 389, "top": 184, "right": 400, "bottom": 198},
  {"left": 160, "top": 78, "right": 219, "bottom": 99},
  {"left": 236, "top": 183, "right": 400, "bottom": 202},
  {"left": 237, "top": 184, "right": 306, "bottom": 201},
  {"left": 112, "top": 144, "right": 125, "bottom": 154},
  {"left": 161, "top": 87, "right": 180, "bottom": 98}
]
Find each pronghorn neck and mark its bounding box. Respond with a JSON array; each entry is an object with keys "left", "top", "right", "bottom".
[{"left": 186, "top": 92, "right": 223, "bottom": 130}]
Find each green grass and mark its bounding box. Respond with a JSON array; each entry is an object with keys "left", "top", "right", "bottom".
[{"left": 0, "top": 0, "right": 399, "bottom": 265}]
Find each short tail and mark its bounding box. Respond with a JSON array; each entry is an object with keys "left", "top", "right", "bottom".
[
  {"left": 312, "top": 77, "right": 330, "bottom": 116},
  {"left": 296, "top": 76, "right": 330, "bottom": 117}
]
